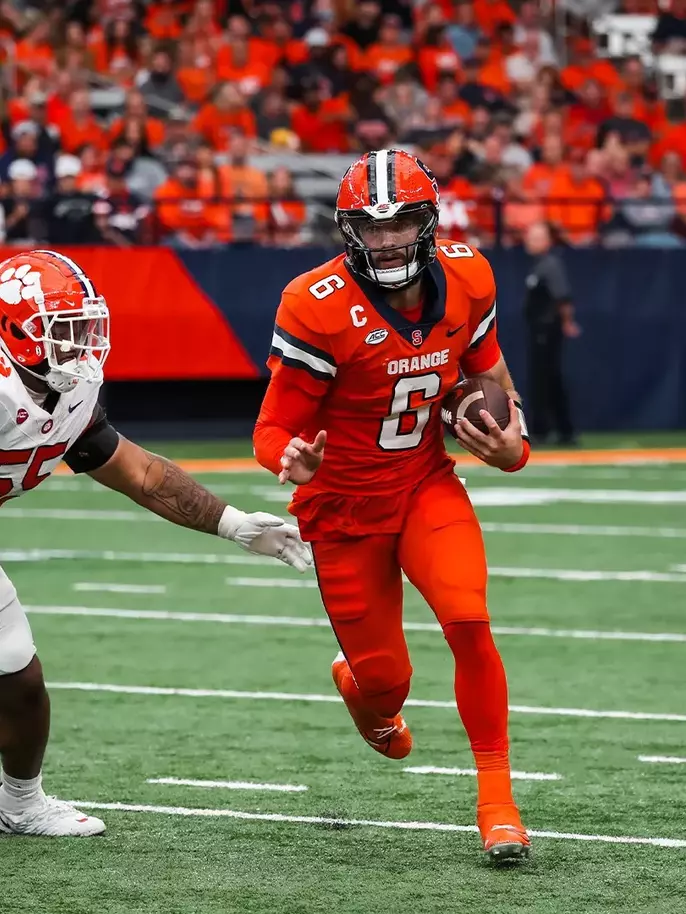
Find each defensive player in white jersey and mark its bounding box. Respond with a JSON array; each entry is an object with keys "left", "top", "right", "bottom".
[{"left": 0, "top": 249, "right": 311, "bottom": 837}]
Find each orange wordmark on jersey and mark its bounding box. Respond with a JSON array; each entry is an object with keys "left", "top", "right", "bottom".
[{"left": 253, "top": 242, "right": 500, "bottom": 537}]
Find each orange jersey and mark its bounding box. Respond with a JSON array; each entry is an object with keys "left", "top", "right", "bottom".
[{"left": 254, "top": 242, "right": 501, "bottom": 536}]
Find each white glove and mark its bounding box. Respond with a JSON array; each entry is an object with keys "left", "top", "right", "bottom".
[{"left": 218, "top": 506, "right": 312, "bottom": 573}]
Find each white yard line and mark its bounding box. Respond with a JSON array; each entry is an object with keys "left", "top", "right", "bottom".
[
  {"left": 24, "top": 604, "right": 686, "bottom": 644},
  {"left": 638, "top": 755, "right": 686, "bottom": 765},
  {"left": 1, "top": 549, "right": 279, "bottom": 565},
  {"left": 147, "top": 777, "right": 307, "bottom": 793},
  {"left": 72, "top": 583, "right": 167, "bottom": 595},
  {"left": 45, "top": 681, "right": 686, "bottom": 722},
  {"left": 481, "top": 522, "right": 686, "bottom": 539},
  {"left": 226, "top": 567, "right": 686, "bottom": 586},
  {"left": 8, "top": 488, "right": 686, "bottom": 522},
  {"left": 66, "top": 801, "right": 686, "bottom": 849},
  {"left": 403, "top": 766, "right": 561, "bottom": 781}
]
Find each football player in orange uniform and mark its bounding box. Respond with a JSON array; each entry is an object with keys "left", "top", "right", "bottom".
[{"left": 253, "top": 149, "right": 531, "bottom": 863}]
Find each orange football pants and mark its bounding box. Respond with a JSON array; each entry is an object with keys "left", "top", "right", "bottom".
[{"left": 312, "top": 472, "right": 489, "bottom": 708}]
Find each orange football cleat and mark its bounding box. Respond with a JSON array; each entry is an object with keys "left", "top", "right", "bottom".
[
  {"left": 478, "top": 803, "right": 531, "bottom": 864},
  {"left": 332, "top": 653, "right": 413, "bottom": 759}
]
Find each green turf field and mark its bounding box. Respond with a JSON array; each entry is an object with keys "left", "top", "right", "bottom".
[{"left": 2, "top": 438, "right": 686, "bottom": 914}]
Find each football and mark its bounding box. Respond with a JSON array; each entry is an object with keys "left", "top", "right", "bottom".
[{"left": 441, "top": 377, "right": 511, "bottom": 438}]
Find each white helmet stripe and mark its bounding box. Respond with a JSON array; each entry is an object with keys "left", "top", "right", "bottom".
[
  {"left": 375, "top": 149, "right": 389, "bottom": 205},
  {"left": 33, "top": 249, "right": 96, "bottom": 299}
]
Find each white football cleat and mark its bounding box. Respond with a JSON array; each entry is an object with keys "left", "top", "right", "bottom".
[{"left": 0, "top": 791, "right": 105, "bottom": 837}]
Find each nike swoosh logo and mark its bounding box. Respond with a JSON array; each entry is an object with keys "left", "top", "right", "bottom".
[
  {"left": 446, "top": 323, "right": 466, "bottom": 337},
  {"left": 68, "top": 401, "right": 84, "bottom": 414}
]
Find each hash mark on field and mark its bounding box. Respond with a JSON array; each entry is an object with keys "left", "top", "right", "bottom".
[
  {"left": 45, "top": 681, "right": 686, "bottom": 722},
  {"left": 24, "top": 604, "right": 686, "bottom": 644},
  {"left": 404, "top": 766, "right": 561, "bottom": 781},
  {"left": 67, "top": 801, "right": 686, "bottom": 848},
  {"left": 72, "top": 583, "right": 167, "bottom": 595},
  {"left": 638, "top": 755, "right": 686, "bottom": 765},
  {"left": 147, "top": 777, "right": 308, "bottom": 793}
]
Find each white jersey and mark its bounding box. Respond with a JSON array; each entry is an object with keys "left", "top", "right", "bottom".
[{"left": 0, "top": 358, "right": 101, "bottom": 503}]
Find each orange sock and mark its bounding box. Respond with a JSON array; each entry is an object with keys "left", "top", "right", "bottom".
[
  {"left": 443, "top": 621, "right": 514, "bottom": 806},
  {"left": 474, "top": 751, "right": 514, "bottom": 808}
]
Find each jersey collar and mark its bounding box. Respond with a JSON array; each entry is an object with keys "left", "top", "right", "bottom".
[{"left": 344, "top": 258, "right": 447, "bottom": 347}]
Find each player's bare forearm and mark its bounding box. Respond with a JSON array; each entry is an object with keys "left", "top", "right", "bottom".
[
  {"left": 88, "top": 437, "right": 226, "bottom": 535},
  {"left": 463, "top": 354, "right": 521, "bottom": 402}
]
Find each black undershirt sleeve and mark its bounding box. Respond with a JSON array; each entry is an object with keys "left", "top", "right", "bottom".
[{"left": 64, "top": 404, "right": 120, "bottom": 474}]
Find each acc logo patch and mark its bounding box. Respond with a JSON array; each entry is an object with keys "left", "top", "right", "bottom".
[
  {"left": 16, "top": 408, "right": 28, "bottom": 424},
  {"left": 411, "top": 329, "right": 423, "bottom": 347},
  {"left": 365, "top": 329, "right": 388, "bottom": 346}
]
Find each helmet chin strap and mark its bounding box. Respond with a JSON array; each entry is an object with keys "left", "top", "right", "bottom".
[{"left": 10, "top": 357, "right": 79, "bottom": 394}]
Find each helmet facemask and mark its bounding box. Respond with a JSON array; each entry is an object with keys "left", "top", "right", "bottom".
[
  {"left": 18, "top": 294, "right": 110, "bottom": 394},
  {"left": 337, "top": 202, "right": 438, "bottom": 290}
]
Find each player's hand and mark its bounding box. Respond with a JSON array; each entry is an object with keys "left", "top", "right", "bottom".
[
  {"left": 220, "top": 509, "right": 312, "bottom": 573},
  {"left": 455, "top": 399, "right": 523, "bottom": 470},
  {"left": 278, "top": 430, "right": 326, "bottom": 486}
]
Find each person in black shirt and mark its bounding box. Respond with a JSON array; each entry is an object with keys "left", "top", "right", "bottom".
[
  {"left": 340, "top": 0, "right": 381, "bottom": 51},
  {"left": 46, "top": 154, "right": 99, "bottom": 245},
  {"left": 0, "top": 159, "right": 46, "bottom": 244},
  {"left": 523, "top": 222, "right": 580, "bottom": 445}
]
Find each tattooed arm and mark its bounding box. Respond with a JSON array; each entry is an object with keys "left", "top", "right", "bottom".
[
  {"left": 88, "top": 437, "right": 227, "bottom": 533},
  {"left": 87, "top": 438, "right": 312, "bottom": 571}
]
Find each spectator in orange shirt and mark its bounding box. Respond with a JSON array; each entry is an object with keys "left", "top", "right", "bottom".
[
  {"left": 523, "top": 134, "right": 566, "bottom": 198},
  {"left": 566, "top": 79, "right": 612, "bottom": 152},
  {"left": 193, "top": 83, "right": 257, "bottom": 152},
  {"left": 109, "top": 91, "right": 166, "bottom": 150},
  {"left": 183, "top": 0, "right": 222, "bottom": 39},
  {"left": 220, "top": 133, "right": 269, "bottom": 241},
  {"left": 473, "top": 36, "right": 510, "bottom": 95},
  {"left": 417, "top": 24, "right": 461, "bottom": 93},
  {"left": 46, "top": 71, "right": 76, "bottom": 129},
  {"left": 253, "top": 16, "right": 308, "bottom": 70},
  {"left": 266, "top": 166, "right": 307, "bottom": 247},
  {"left": 216, "top": 36, "right": 271, "bottom": 96},
  {"left": 145, "top": 0, "right": 183, "bottom": 41},
  {"left": 95, "top": 19, "right": 139, "bottom": 82},
  {"left": 58, "top": 88, "right": 108, "bottom": 154},
  {"left": 561, "top": 40, "right": 623, "bottom": 94},
  {"left": 546, "top": 148, "right": 609, "bottom": 245},
  {"left": 362, "top": 14, "right": 413, "bottom": 86},
  {"left": 15, "top": 20, "right": 55, "bottom": 82},
  {"left": 436, "top": 74, "right": 472, "bottom": 127},
  {"left": 176, "top": 37, "right": 215, "bottom": 105},
  {"left": 290, "top": 81, "right": 351, "bottom": 153},
  {"left": 76, "top": 143, "right": 108, "bottom": 195},
  {"left": 474, "top": 0, "right": 516, "bottom": 37},
  {"left": 154, "top": 156, "right": 228, "bottom": 248},
  {"left": 54, "top": 21, "right": 97, "bottom": 73},
  {"left": 503, "top": 169, "right": 545, "bottom": 246}
]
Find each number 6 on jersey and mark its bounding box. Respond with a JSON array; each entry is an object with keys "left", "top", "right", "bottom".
[{"left": 378, "top": 373, "right": 441, "bottom": 451}]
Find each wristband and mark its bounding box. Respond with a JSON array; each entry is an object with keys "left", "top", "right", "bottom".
[
  {"left": 513, "top": 400, "right": 529, "bottom": 442},
  {"left": 503, "top": 438, "right": 530, "bottom": 473},
  {"left": 217, "top": 505, "right": 247, "bottom": 540}
]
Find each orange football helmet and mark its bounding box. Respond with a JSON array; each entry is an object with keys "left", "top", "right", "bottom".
[
  {"left": 336, "top": 148, "right": 440, "bottom": 289},
  {"left": 0, "top": 249, "right": 109, "bottom": 393}
]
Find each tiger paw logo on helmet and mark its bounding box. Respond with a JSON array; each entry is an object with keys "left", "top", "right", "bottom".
[{"left": 0, "top": 264, "right": 44, "bottom": 306}]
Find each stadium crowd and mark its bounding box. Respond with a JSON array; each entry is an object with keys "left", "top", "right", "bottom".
[{"left": 0, "top": 0, "right": 685, "bottom": 248}]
